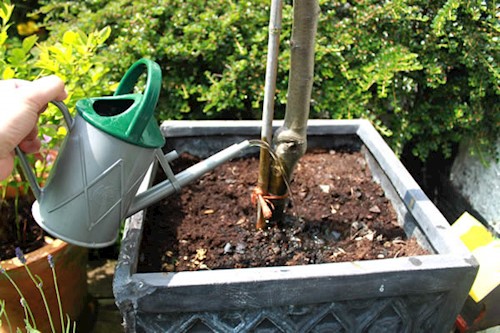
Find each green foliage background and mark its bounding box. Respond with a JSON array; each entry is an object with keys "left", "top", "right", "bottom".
[{"left": 17, "top": 0, "right": 500, "bottom": 160}]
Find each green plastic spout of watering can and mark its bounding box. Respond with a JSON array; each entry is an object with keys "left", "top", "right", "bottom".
[{"left": 76, "top": 58, "right": 165, "bottom": 148}]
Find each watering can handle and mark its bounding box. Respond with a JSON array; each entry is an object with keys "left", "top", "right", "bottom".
[
  {"left": 113, "top": 58, "right": 162, "bottom": 142},
  {"left": 15, "top": 101, "right": 73, "bottom": 200}
]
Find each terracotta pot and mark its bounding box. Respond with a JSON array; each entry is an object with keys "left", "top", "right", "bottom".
[{"left": 0, "top": 238, "right": 88, "bottom": 333}]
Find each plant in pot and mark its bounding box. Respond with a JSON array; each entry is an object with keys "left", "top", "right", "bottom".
[
  {"left": 0, "top": 4, "right": 113, "bottom": 332},
  {"left": 113, "top": 1, "right": 477, "bottom": 332}
]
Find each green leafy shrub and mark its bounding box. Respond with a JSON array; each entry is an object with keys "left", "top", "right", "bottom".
[
  {"left": 39, "top": 0, "right": 289, "bottom": 120},
  {"left": 316, "top": 0, "right": 499, "bottom": 159},
  {"left": 34, "top": 27, "right": 112, "bottom": 150},
  {"left": 39, "top": 0, "right": 498, "bottom": 160}
]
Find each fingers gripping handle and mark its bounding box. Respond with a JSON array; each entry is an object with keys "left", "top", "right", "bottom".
[{"left": 15, "top": 101, "right": 73, "bottom": 200}]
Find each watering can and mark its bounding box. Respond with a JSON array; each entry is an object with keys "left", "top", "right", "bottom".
[{"left": 16, "top": 59, "right": 250, "bottom": 248}]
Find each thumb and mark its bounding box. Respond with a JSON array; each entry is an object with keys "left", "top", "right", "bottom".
[{"left": 18, "top": 75, "right": 68, "bottom": 113}]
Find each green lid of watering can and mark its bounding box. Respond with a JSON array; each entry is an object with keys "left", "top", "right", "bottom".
[{"left": 76, "top": 58, "right": 165, "bottom": 148}]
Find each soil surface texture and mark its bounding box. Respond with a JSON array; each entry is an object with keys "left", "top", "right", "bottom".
[
  {"left": 0, "top": 196, "right": 46, "bottom": 261},
  {"left": 138, "top": 149, "right": 428, "bottom": 273}
]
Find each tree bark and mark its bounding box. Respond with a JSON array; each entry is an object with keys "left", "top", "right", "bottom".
[{"left": 268, "top": 0, "right": 319, "bottom": 219}]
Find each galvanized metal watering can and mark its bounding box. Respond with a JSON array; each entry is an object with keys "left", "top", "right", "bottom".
[{"left": 16, "top": 59, "right": 249, "bottom": 248}]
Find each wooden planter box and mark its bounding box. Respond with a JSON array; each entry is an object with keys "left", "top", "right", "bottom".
[{"left": 113, "top": 120, "right": 477, "bottom": 333}]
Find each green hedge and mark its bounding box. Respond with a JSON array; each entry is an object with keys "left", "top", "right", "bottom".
[{"left": 37, "top": 0, "right": 498, "bottom": 160}]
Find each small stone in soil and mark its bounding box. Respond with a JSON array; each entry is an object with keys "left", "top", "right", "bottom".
[
  {"left": 223, "top": 243, "right": 232, "bottom": 254},
  {"left": 235, "top": 242, "right": 246, "bottom": 254}
]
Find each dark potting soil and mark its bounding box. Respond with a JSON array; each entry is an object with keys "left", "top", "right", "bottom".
[
  {"left": 0, "top": 197, "right": 46, "bottom": 261},
  {"left": 138, "top": 149, "right": 429, "bottom": 273}
]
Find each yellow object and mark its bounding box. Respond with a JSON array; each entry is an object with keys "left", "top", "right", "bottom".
[
  {"left": 451, "top": 212, "right": 494, "bottom": 251},
  {"left": 468, "top": 240, "right": 500, "bottom": 302},
  {"left": 451, "top": 212, "right": 500, "bottom": 302},
  {"left": 17, "top": 21, "right": 39, "bottom": 36}
]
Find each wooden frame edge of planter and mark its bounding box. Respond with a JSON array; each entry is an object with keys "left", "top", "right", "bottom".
[{"left": 113, "top": 119, "right": 478, "bottom": 330}]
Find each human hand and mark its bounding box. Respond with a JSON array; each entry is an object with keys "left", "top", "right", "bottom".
[{"left": 0, "top": 75, "right": 67, "bottom": 181}]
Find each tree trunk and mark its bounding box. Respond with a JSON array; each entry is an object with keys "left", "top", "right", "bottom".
[{"left": 268, "top": 0, "right": 319, "bottom": 220}]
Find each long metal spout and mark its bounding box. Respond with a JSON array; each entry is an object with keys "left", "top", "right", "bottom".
[{"left": 127, "top": 140, "right": 251, "bottom": 216}]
